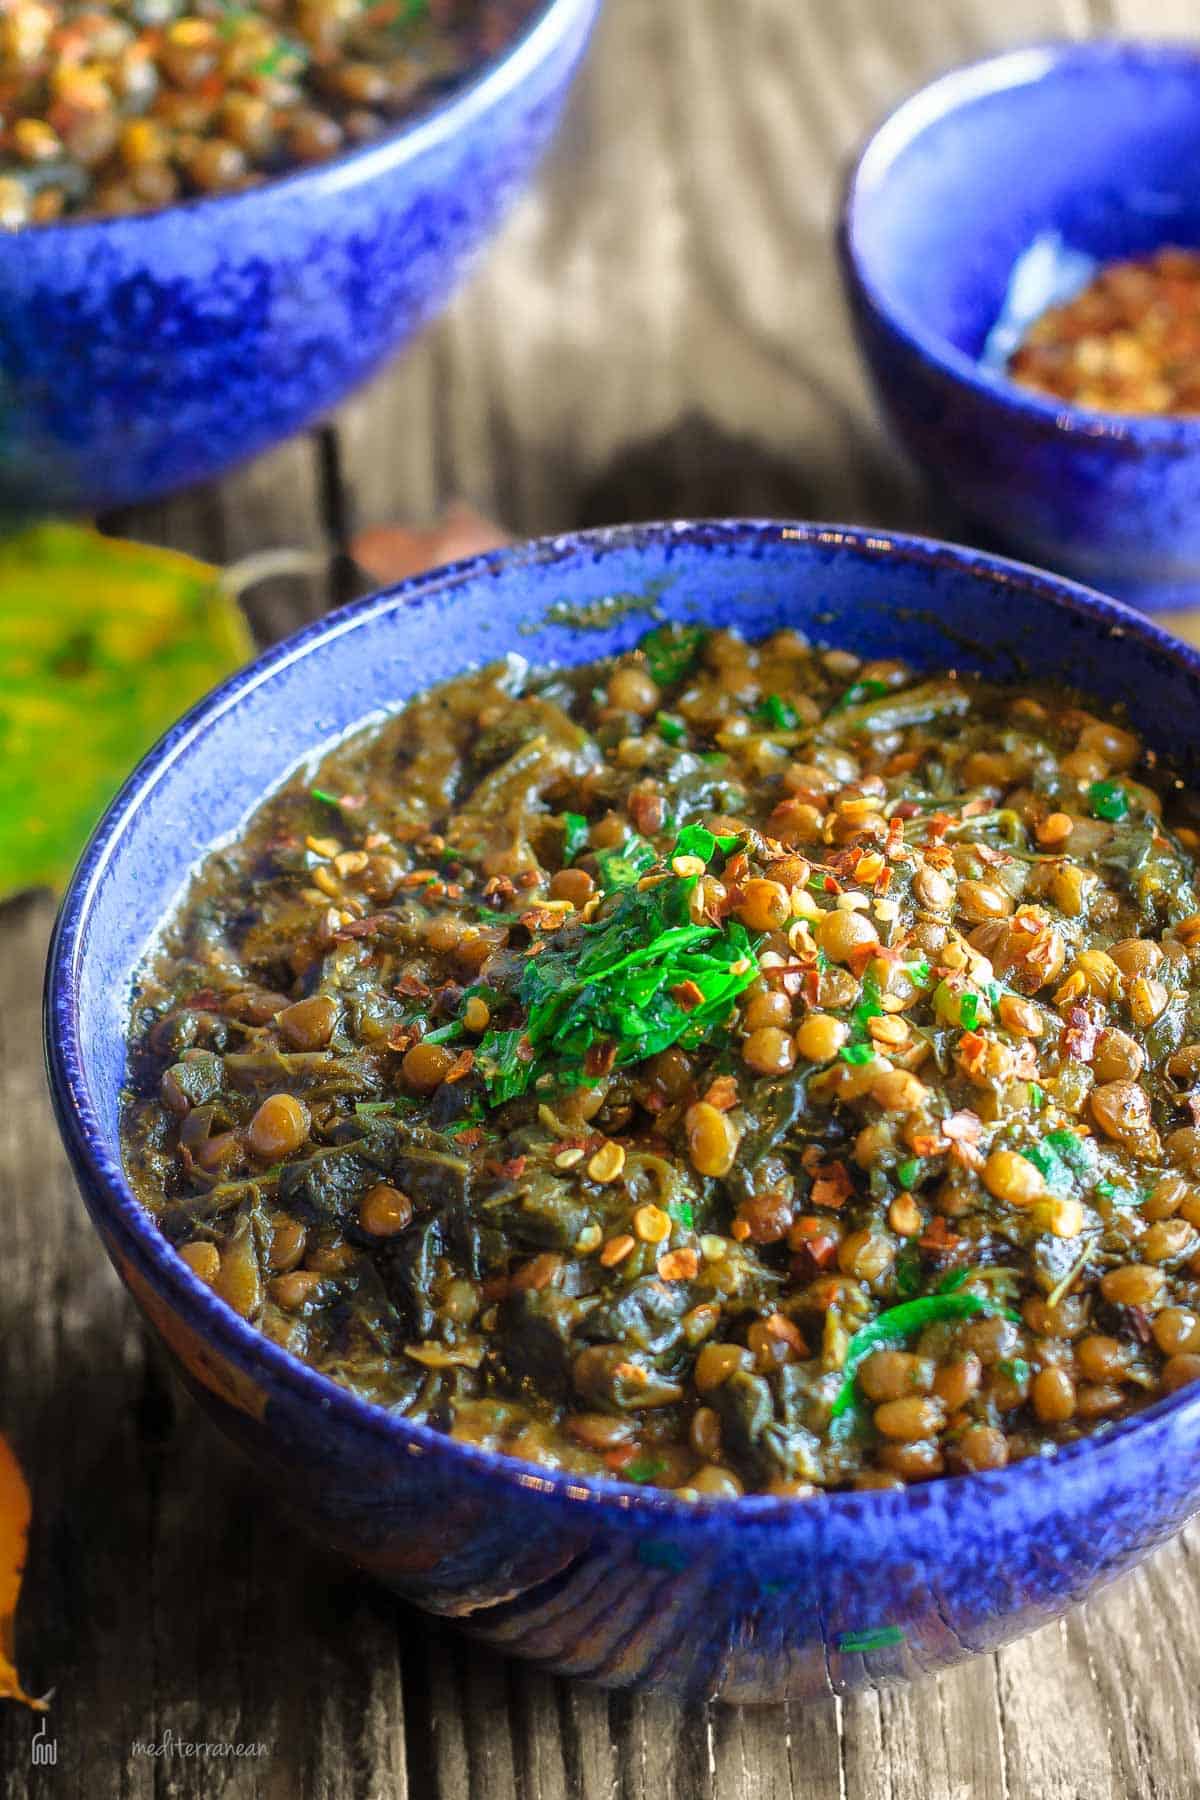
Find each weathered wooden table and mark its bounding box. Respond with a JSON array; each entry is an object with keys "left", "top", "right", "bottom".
[{"left": 5, "top": 0, "right": 1200, "bottom": 1792}]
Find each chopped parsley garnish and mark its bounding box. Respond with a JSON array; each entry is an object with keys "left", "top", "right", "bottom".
[
  {"left": 668, "top": 1199, "right": 695, "bottom": 1229},
  {"left": 959, "top": 992, "right": 979, "bottom": 1030},
  {"left": 1089, "top": 779, "right": 1129, "bottom": 822},
  {"left": 896, "top": 1157, "right": 923, "bottom": 1191},
  {"left": 672, "top": 822, "right": 741, "bottom": 862},
  {"left": 595, "top": 835, "right": 657, "bottom": 889},
  {"left": 656, "top": 711, "right": 686, "bottom": 744},
  {"left": 837, "top": 1625, "right": 905, "bottom": 1654},
  {"left": 1028, "top": 1082, "right": 1045, "bottom": 1111},
  {"left": 310, "top": 786, "right": 339, "bottom": 807},
  {"left": 998, "top": 1358, "right": 1031, "bottom": 1386},
  {"left": 831, "top": 676, "right": 888, "bottom": 712},
  {"left": 906, "top": 958, "right": 931, "bottom": 985},
  {"left": 830, "top": 1288, "right": 1019, "bottom": 1434},
  {"left": 840, "top": 1042, "right": 874, "bottom": 1065},
  {"left": 1019, "top": 1128, "right": 1098, "bottom": 1197},
  {"left": 641, "top": 622, "right": 706, "bottom": 687},
  {"left": 475, "top": 833, "right": 760, "bottom": 1106},
  {"left": 755, "top": 693, "right": 799, "bottom": 731},
  {"left": 626, "top": 1455, "right": 671, "bottom": 1485},
  {"left": 561, "top": 811, "right": 591, "bottom": 862}
]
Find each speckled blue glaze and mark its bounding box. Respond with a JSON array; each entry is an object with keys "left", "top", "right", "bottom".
[
  {"left": 840, "top": 41, "right": 1200, "bottom": 612},
  {"left": 44, "top": 522, "right": 1200, "bottom": 1703},
  {"left": 0, "top": 0, "right": 598, "bottom": 515}
]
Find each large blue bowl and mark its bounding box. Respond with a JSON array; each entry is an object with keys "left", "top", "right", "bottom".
[
  {"left": 0, "top": 0, "right": 598, "bottom": 516},
  {"left": 840, "top": 41, "right": 1200, "bottom": 612},
  {"left": 44, "top": 521, "right": 1200, "bottom": 1703}
]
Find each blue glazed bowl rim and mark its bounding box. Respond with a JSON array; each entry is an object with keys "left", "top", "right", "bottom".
[
  {"left": 840, "top": 36, "right": 1200, "bottom": 448},
  {"left": 10, "top": 0, "right": 584, "bottom": 240},
  {"left": 43, "top": 518, "right": 1200, "bottom": 1527}
]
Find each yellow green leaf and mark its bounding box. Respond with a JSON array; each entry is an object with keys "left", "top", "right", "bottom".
[{"left": 0, "top": 523, "right": 252, "bottom": 902}]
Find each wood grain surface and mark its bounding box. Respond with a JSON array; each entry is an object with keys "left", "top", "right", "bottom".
[{"left": 5, "top": 0, "right": 1200, "bottom": 1793}]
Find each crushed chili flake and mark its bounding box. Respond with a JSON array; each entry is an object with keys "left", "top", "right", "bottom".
[
  {"left": 670, "top": 979, "right": 706, "bottom": 1011},
  {"left": 443, "top": 1048, "right": 476, "bottom": 1084},
  {"left": 810, "top": 1159, "right": 853, "bottom": 1210},
  {"left": 704, "top": 1075, "right": 740, "bottom": 1112},
  {"left": 1061, "top": 1005, "right": 1100, "bottom": 1063},
  {"left": 584, "top": 1041, "right": 617, "bottom": 1078}
]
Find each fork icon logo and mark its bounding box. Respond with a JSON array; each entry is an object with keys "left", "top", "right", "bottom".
[{"left": 31, "top": 1717, "right": 56, "bottom": 1766}]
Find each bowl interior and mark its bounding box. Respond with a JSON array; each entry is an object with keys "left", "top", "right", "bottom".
[
  {"left": 849, "top": 43, "right": 1200, "bottom": 363},
  {"left": 58, "top": 521, "right": 1200, "bottom": 1173}
]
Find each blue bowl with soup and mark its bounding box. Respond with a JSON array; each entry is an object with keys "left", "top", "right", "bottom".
[
  {"left": 839, "top": 40, "right": 1200, "bottom": 610},
  {"left": 44, "top": 520, "right": 1200, "bottom": 1702},
  {"left": 0, "top": 0, "right": 599, "bottom": 515}
]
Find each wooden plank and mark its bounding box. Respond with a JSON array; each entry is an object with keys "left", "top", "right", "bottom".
[
  {"left": 107, "top": 432, "right": 335, "bottom": 644},
  {"left": 9, "top": 2, "right": 1200, "bottom": 1797}
]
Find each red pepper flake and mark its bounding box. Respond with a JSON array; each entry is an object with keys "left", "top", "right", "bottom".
[
  {"left": 846, "top": 941, "right": 881, "bottom": 978},
  {"left": 1060, "top": 1004, "right": 1099, "bottom": 1063},
  {"left": 395, "top": 973, "right": 432, "bottom": 999},
  {"left": 925, "top": 813, "right": 952, "bottom": 843},
  {"left": 386, "top": 1023, "right": 421, "bottom": 1053},
  {"left": 875, "top": 865, "right": 893, "bottom": 895},
  {"left": 482, "top": 875, "right": 517, "bottom": 902},
  {"left": 515, "top": 1037, "right": 536, "bottom": 1064},
  {"left": 670, "top": 979, "right": 706, "bottom": 1012},
  {"left": 187, "top": 988, "right": 222, "bottom": 1011},
  {"left": 724, "top": 851, "right": 750, "bottom": 887},
  {"left": 763, "top": 961, "right": 808, "bottom": 999},
  {"left": 958, "top": 1031, "right": 988, "bottom": 1077},
  {"left": 942, "top": 1109, "right": 983, "bottom": 1145},
  {"left": 499, "top": 1156, "right": 527, "bottom": 1179},
  {"left": 961, "top": 797, "right": 992, "bottom": 819},
  {"left": 805, "top": 967, "right": 821, "bottom": 1006},
  {"left": 400, "top": 868, "right": 441, "bottom": 888},
  {"left": 823, "top": 874, "right": 842, "bottom": 894},
  {"left": 520, "top": 907, "right": 568, "bottom": 932},
  {"left": 443, "top": 1048, "right": 476, "bottom": 1084},
  {"left": 1127, "top": 1305, "right": 1153, "bottom": 1345},
  {"left": 909, "top": 1131, "right": 945, "bottom": 1158},
  {"left": 810, "top": 1159, "right": 853, "bottom": 1210},
  {"left": 765, "top": 1312, "right": 807, "bottom": 1353},
  {"left": 919, "top": 1216, "right": 962, "bottom": 1253},
  {"left": 584, "top": 1041, "right": 617, "bottom": 1078},
  {"left": 703, "top": 1075, "right": 740, "bottom": 1112},
  {"left": 454, "top": 1127, "right": 486, "bottom": 1149},
  {"left": 333, "top": 914, "right": 391, "bottom": 940},
  {"left": 604, "top": 1443, "right": 639, "bottom": 1474}
]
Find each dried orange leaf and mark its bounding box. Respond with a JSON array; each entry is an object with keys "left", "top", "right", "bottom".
[
  {"left": 351, "top": 501, "right": 509, "bottom": 586},
  {"left": 0, "top": 1433, "right": 46, "bottom": 1711}
]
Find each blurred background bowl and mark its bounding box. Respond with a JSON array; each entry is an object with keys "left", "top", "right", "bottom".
[
  {"left": 839, "top": 40, "right": 1200, "bottom": 611},
  {"left": 45, "top": 519, "right": 1200, "bottom": 1703},
  {"left": 0, "top": 0, "right": 599, "bottom": 517}
]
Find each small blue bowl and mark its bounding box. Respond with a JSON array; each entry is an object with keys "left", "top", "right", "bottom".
[
  {"left": 0, "top": 0, "right": 598, "bottom": 516},
  {"left": 44, "top": 521, "right": 1200, "bottom": 1703},
  {"left": 840, "top": 40, "right": 1200, "bottom": 611}
]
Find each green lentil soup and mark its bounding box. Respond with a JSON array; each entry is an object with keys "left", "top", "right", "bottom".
[
  {"left": 121, "top": 624, "right": 1200, "bottom": 1497},
  {"left": 0, "top": 0, "right": 537, "bottom": 224}
]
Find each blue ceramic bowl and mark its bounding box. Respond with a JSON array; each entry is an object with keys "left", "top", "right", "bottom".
[
  {"left": 0, "top": 0, "right": 598, "bottom": 516},
  {"left": 45, "top": 521, "right": 1200, "bottom": 1703},
  {"left": 840, "top": 40, "right": 1200, "bottom": 612}
]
